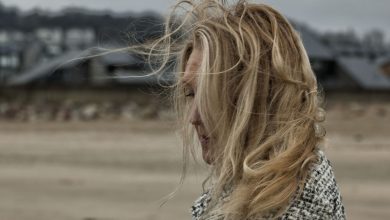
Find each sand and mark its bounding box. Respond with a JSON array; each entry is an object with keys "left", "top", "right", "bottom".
[{"left": 0, "top": 101, "right": 389, "bottom": 220}]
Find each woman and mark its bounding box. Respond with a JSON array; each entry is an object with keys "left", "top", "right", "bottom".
[{"left": 140, "top": 0, "right": 346, "bottom": 219}]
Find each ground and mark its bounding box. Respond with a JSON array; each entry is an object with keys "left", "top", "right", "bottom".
[{"left": 0, "top": 100, "right": 389, "bottom": 220}]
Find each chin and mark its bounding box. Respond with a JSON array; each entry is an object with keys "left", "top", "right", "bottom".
[
  {"left": 199, "top": 135, "right": 213, "bottom": 164},
  {"left": 202, "top": 149, "right": 213, "bottom": 165}
]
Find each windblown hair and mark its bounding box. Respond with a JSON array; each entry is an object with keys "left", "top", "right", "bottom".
[{"left": 127, "top": 0, "right": 326, "bottom": 219}]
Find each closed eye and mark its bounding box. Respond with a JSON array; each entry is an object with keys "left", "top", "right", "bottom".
[
  {"left": 184, "top": 88, "right": 195, "bottom": 97},
  {"left": 185, "top": 91, "right": 195, "bottom": 97}
]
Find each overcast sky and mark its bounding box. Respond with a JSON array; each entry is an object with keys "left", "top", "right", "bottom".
[{"left": 2, "top": 0, "right": 390, "bottom": 41}]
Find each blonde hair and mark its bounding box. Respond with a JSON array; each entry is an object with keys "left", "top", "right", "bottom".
[{"left": 124, "top": 0, "right": 326, "bottom": 219}]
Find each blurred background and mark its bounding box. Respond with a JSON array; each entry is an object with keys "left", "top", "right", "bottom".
[{"left": 0, "top": 0, "right": 389, "bottom": 219}]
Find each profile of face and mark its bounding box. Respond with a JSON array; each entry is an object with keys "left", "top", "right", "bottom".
[{"left": 182, "top": 47, "right": 213, "bottom": 165}]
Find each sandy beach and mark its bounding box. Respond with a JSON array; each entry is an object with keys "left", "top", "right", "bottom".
[{"left": 0, "top": 100, "right": 389, "bottom": 220}]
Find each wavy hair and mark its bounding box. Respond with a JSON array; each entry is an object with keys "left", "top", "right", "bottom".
[{"left": 123, "top": 0, "right": 326, "bottom": 219}]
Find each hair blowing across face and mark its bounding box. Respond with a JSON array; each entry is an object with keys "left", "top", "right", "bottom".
[{"left": 134, "top": 0, "right": 327, "bottom": 219}]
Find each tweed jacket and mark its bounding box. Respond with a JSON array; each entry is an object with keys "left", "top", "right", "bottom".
[{"left": 191, "top": 149, "right": 346, "bottom": 220}]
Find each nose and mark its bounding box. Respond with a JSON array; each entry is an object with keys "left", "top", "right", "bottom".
[{"left": 190, "top": 104, "right": 201, "bottom": 126}]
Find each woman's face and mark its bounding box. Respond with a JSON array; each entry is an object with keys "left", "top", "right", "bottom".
[{"left": 182, "top": 48, "right": 213, "bottom": 165}]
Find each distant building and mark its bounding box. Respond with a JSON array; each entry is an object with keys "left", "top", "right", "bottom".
[
  {"left": 35, "top": 28, "right": 64, "bottom": 57},
  {"left": 0, "top": 31, "right": 28, "bottom": 81},
  {"left": 378, "top": 56, "right": 390, "bottom": 77},
  {"left": 0, "top": 43, "right": 23, "bottom": 82},
  {"left": 6, "top": 49, "right": 174, "bottom": 87},
  {"left": 0, "top": 31, "right": 26, "bottom": 44},
  {"left": 294, "top": 22, "right": 390, "bottom": 91},
  {"left": 334, "top": 56, "right": 390, "bottom": 90},
  {"left": 1, "top": 17, "right": 389, "bottom": 91},
  {"left": 64, "top": 28, "right": 95, "bottom": 50}
]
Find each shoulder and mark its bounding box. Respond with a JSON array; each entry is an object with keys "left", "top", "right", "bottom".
[
  {"left": 191, "top": 189, "right": 212, "bottom": 219},
  {"left": 282, "top": 149, "right": 346, "bottom": 220}
]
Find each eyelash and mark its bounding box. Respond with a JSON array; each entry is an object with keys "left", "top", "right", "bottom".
[
  {"left": 184, "top": 89, "right": 195, "bottom": 97},
  {"left": 185, "top": 92, "right": 194, "bottom": 97}
]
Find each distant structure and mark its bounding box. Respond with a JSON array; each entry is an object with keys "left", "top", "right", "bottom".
[
  {"left": 0, "top": 2, "right": 389, "bottom": 91},
  {"left": 293, "top": 23, "right": 390, "bottom": 91},
  {"left": 6, "top": 49, "right": 174, "bottom": 87},
  {"left": 0, "top": 3, "right": 164, "bottom": 86}
]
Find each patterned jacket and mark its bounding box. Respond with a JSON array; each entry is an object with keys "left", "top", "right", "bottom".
[{"left": 191, "top": 149, "right": 346, "bottom": 220}]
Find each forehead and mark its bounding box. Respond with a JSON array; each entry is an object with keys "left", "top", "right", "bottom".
[{"left": 182, "top": 48, "right": 202, "bottom": 85}]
